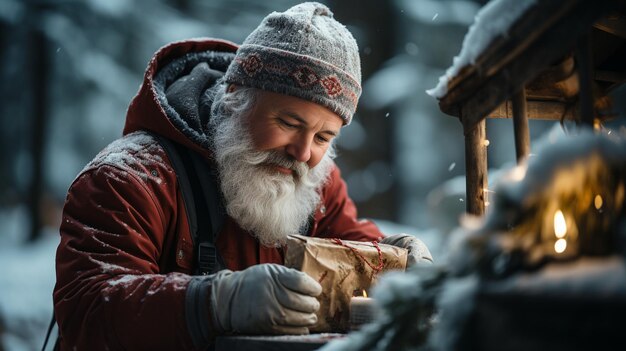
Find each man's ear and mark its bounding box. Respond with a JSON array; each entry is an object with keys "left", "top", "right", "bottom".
[{"left": 227, "top": 84, "right": 237, "bottom": 93}]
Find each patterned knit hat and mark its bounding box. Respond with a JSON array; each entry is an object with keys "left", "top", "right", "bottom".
[{"left": 224, "top": 2, "right": 361, "bottom": 125}]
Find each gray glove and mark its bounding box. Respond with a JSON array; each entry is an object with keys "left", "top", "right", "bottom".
[
  {"left": 380, "top": 233, "right": 433, "bottom": 266},
  {"left": 210, "top": 263, "right": 322, "bottom": 335}
]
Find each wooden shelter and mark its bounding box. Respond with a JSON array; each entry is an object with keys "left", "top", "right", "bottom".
[{"left": 435, "top": 0, "right": 626, "bottom": 216}]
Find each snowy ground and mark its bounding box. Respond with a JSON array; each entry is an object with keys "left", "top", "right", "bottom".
[{"left": 0, "top": 206, "right": 59, "bottom": 351}]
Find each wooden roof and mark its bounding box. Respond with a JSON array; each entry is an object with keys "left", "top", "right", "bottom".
[{"left": 437, "top": 0, "right": 626, "bottom": 130}]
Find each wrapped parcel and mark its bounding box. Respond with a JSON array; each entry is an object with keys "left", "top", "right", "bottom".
[{"left": 284, "top": 234, "right": 408, "bottom": 332}]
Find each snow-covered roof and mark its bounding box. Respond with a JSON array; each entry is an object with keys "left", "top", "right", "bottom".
[{"left": 426, "top": 0, "right": 536, "bottom": 99}]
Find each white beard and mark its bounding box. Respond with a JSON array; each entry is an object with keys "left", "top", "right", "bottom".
[{"left": 210, "top": 93, "right": 335, "bottom": 247}]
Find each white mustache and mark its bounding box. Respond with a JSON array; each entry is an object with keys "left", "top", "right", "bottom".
[{"left": 261, "top": 151, "right": 309, "bottom": 179}]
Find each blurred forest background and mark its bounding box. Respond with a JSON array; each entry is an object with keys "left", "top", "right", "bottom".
[
  {"left": 2, "top": 0, "right": 501, "bottom": 244},
  {"left": 1, "top": 0, "right": 626, "bottom": 349}
]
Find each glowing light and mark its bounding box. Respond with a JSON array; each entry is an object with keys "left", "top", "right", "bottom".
[
  {"left": 509, "top": 164, "right": 527, "bottom": 181},
  {"left": 554, "top": 238, "right": 567, "bottom": 253},
  {"left": 594, "top": 195, "right": 603, "bottom": 210},
  {"left": 363, "top": 290, "right": 368, "bottom": 298},
  {"left": 554, "top": 210, "right": 567, "bottom": 238},
  {"left": 483, "top": 139, "right": 490, "bottom": 146},
  {"left": 593, "top": 118, "right": 601, "bottom": 131}
]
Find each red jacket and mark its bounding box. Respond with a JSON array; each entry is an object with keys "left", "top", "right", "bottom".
[{"left": 53, "top": 38, "right": 383, "bottom": 350}]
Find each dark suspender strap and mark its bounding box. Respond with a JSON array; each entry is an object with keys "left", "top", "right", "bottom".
[
  {"left": 189, "top": 152, "right": 225, "bottom": 241},
  {"left": 41, "top": 312, "right": 59, "bottom": 351},
  {"left": 152, "top": 134, "right": 199, "bottom": 244},
  {"left": 152, "top": 133, "right": 224, "bottom": 275},
  {"left": 175, "top": 143, "right": 225, "bottom": 275}
]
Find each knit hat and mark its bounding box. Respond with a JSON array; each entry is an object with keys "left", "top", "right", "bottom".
[{"left": 224, "top": 2, "right": 361, "bottom": 125}]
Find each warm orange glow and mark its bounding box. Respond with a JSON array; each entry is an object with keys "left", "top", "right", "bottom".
[
  {"left": 554, "top": 210, "right": 567, "bottom": 238},
  {"left": 363, "top": 290, "right": 368, "bottom": 298},
  {"left": 594, "top": 195, "right": 603, "bottom": 210},
  {"left": 555, "top": 238, "right": 567, "bottom": 253},
  {"left": 483, "top": 139, "right": 490, "bottom": 147}
]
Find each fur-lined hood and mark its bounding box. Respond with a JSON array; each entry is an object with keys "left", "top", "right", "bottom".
[{"left": 123, "top": 38, "right": 238, "bottom": 158}]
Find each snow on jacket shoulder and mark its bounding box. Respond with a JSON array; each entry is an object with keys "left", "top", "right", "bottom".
[{"left": 55, "top": 131, "right": 200, "bottom": 350}]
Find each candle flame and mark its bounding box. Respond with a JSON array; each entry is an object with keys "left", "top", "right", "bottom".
[
  {"left": 554, "top": 238, "right": 567, "bottom": 253},
  {"left": 594, "top": 195, "right": 603, "bottom": 210},
  {"left": 353, "top": 289, "right": 368, "bottom": 298},
  {"left": 554, "top": 210, "right": 567, "bottom": 238}
]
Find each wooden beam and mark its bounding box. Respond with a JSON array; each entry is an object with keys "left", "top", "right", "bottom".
[
  {"left": 594, "top": 70, "right": 626, "bottom": 83},
  {"left": 593, "top": 14, "right": 626, "bottom": 39},
  {"left": 526, "top": 56, "right": 575, "bottom": 88},
  {"left": 489, "top": 100, "right": 576, "bottom": 120},
  {"left": 463, "top": 114, "right": 488, "bottom": 216},
  {"left": 512, "top": 89, "right": 531, "bottom": 163}
]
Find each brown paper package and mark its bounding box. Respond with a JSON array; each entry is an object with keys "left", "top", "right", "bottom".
[{"left": 284, "top": 234, "right": 408, "bottom": 332}]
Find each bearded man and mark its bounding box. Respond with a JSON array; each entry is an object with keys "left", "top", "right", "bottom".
[{"left": 53, "top": 2, "right": 432, "bottom": 350}]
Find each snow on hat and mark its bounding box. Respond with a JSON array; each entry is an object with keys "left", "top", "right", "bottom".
[{"left": 224, "top": 2, "right": 361, "bottom": 125}]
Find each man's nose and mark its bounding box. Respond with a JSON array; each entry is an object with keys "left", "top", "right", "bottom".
[{"left": 285, "top": 135, "right": 312, "bottom": 163}]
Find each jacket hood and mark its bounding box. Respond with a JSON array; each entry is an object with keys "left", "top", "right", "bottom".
[{"left": 124, "top": 38, "right": 238, "bottom": 157}]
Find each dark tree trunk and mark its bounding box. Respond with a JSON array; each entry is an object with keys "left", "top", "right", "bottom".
[
  {"left": 329, "top": 0, "right": 397, "bottom": 220},
  {"left": 172, "top": 0, "right": 190, "bottom": 12},
  {"left": 27, "top": 5, "right": 49, "bottom": 243}
]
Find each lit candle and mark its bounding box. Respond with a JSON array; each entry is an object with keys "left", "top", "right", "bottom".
[
  {"left": 553, "top": 209, "right": 568, "bottom": 254},
  {"left": 554, "top": 210, "right": 566, "bottom": 238},
  {"left": 349, "top": 290, "right": 378, "bottom": 330}
]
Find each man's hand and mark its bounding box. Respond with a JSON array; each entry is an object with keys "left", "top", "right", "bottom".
[
  {"left": 210, "top": 263, "right": 322, "bottom": 335},
  {"left": 380, "top": 234, "right": 433, "bottom": 266}
]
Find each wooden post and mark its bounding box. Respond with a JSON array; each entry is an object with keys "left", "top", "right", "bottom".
[
  {"left": 512, "top": 88, "right": 531, "bottom": 163},
  {"left": 463, "top": 116, "right": 488, "bottom": 216},
  {"left": 575, "top": 30, "right": 594, "bottom": 127}
]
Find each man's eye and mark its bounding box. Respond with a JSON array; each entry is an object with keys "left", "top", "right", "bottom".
[
  {"left": 316, "top": 135, "right": 330, "bottom": 143},
  {"left": 279, "top": 119, "right": 297, "bottom": 128}
]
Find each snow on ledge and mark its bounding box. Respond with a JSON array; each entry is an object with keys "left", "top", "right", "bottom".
[{"left": 426, "top": 0, "right": 536, "bottom": 99}]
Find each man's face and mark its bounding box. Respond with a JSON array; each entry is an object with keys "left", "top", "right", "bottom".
[
  {"left": 210, "top": 86, "right": 341, "bottom": 246},
  {"left": 245, "top": 90, "right": 343, "bottom": 172}
]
